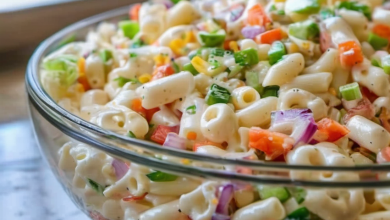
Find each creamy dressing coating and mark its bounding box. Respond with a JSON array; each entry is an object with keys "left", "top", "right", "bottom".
[{"left": 42, "top": 0, "right": 390, "bottom": 219}]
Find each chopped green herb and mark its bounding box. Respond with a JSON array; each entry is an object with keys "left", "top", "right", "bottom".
[
  {"left": 99, "top": 49, "right": 113, "bottom": 62},
  {"left": 368, "top": 33, "right": 389, "bottom": 50},
  {"left": 183, "top": 63, "right": 199, "bottom": 75},
  {"left": 276, "top": 10, "right": 285, "bottom": 15},
  {"left": 186, "top": 105, "right": 196, "bottom": 115},
  {"left": 130, "top": 53, "right": 137, "bottom": 58},
  {"left": 339, "top": 82, "right": 362, "bottom": 101},
  {"left": 205, "top": 84, "right": 231, "bottom": 105},
  {"left": 234, "top": 48, "right": 259, "bottom": 66},
  {"left": 128, "top": 131, "right": 136, "bottom": 138},
  {"left": 114, "top": 76, "right": 139, "bottom": 87},
  {"left": 262, "top": 85, "right": 279, "bottom": 98},
  {"left": 146, "top": 171, "right": 178, "bottom": 182},
  {"left": 269, "top": 4, "right": 277, "bottom": 11},
  {"left": 87, "top": 179, "right": 106, "bottom": 195}
]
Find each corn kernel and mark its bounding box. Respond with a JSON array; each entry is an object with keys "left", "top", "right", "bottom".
[
  {"left": 138, "top": 74, "right": 152, "bottom": 83},
  {"left": 184, "top": 31, "right": 196, "bottom": 43},
  {"left": 274, "top": 0, "right": 285, "bottom": 2},
  {"left": 287, "top": 42, "right": 300, "bottom": 54},
  {"left": 169, "top": 39, "right": 185, "bottom": 56},
  {"left": 191, "top": 56, "right": 209, "bottom": 74},
  {"left": 229, "top": 41, "right": 239, "bottom": 52},
  {"left": 302, "top": 42, "right": 310, "bottom": 50},
  {"left": 212, "top": 198, "right": 219, "bottom": 205},
  {"left": 329, "top": 87, "right": 337, "bottom": 96},
  {"left": 78, "top": 57, "right": 86, "bottom": 73},
  {"left": 154, "top": 54, "right": 170, "bottom": 66}
]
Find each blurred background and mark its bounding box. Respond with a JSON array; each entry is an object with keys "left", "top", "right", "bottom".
[{"left": 0, "top": 0, "right": 137, "bottom": 219}]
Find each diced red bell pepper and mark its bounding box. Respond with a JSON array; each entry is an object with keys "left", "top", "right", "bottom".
[
  {"left": 150, "top": 125, "right": 180, "bottom": 145},
  {"left": 122, "top": 192, "right": 148, "bottom": 202},
  {"left": 151, "top": 65, "right": 175, "bottom": 81},
  {"left": 316, "top": 118, "right": 350, "bottom": 142}
]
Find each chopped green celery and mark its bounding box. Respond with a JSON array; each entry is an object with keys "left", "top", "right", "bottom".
[
  {"left": 288, "top": 20, "right": 320, "bottom": 42},
  {"left": 337, "top": 1, "right": 371, "bottom": 20},
  {"left": 87, "top": 179, "right": 106, "bottom": 195},
  {"left": 381, "top": 55, "right": 390, "bottom": 74},
  {"left": 210, "top": 48, "right": 225, "bottom": 57},
  {"left": 146, "top": 171, "right": 178, "bottom": 182},
  {"left": 99, "top": 49, "right": 113, "bottom": 62},
  {"left": 128, "top": 131, "right": 136, "bottom": 138},
  {"left": 114, "top": 76, "right": 139, "bottom": 87},
  {"left": 285, "top": 0, "right": 320, "bottom": 14},
  {"left": 372, "top": 57, "right": 381, "bottom": 67},
  {"left": 118, "top": 20, "right": 140, "bottom": 39},
  {"left": 199, "top": 30, "right": 226, "bottom": 47},
  {"left": 227, "top": 65, "right": 243, "bottom": 78},
  {"left": 43, "top": 55, "right": 78, "bottom": 87},
  {"left": 284, "top": 207, "right": 310, "bottom": 220},
  {"left": 258, "top": 186, "right": 290, "bottom": 203},
  {"left": 268, "top": 41, "right": 287, "bottom": 65},
  {"left": 186, "top": 105, "right": 196, "bottom": 114},
  {"left": 368, "top": 33, "right": 389, "bottom": 50},
  {"left": 172, "top": 61, "right": 180, "bottom": 73},
  {"left": 320, "top": 8, "right": 335, "bottom": 20},
  {"left": 288, "top": 187, "right": 307, "bottom": 204},
  {"left": 205, "top": 84, "right": 231, "bottom": 105},
  {"left": 234, "top": 48, "right": 259, "bottom": 66},
  {"left": 245, "top": 71, "right": 263, "bottom": 94},
  {"left": 262, "top": 85, "right": 280, "bottom": 98},
  {"left": 183, "top": 63, "right": 199, "bottom": 75},
  {"left": 339, "top": 82, "right": 362, "bottom": 101}
]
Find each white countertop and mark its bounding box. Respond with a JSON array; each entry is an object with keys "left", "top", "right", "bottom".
[{"left": 0, "top": 120, "right": 88, "bottom": 220}]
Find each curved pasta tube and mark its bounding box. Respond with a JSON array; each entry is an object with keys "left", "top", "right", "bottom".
[
  {"left": 194, "top": 74, "right": 212, "bottom": 96},
  {"left": 231, "top": 86, "right": 260, "bottom": 110},
  {"left": 330, "top": 61, "right": 350, "bottom": 92},
  {"left": 376, "top": 189, "right": 390, "bottom": 210},
  {"left": 96, "top": 22, "right": 116, "bottom": 42},
  {"left": 314, "top": 92, "right": 341, "bottom": 107},
  {"left": 85, "top": 54, "right": 106, "bottom": 89},
  {"left": 59, "top": 142, "right": 77, "bottom": 171},
  {"left": 303, "top": 48, "right": 338, "bottom": 74},
  {"left": 101, "top": 199, "right": 123, "bottom": 220},
  {"left": 179, "top": 98, "right": 206, "bottom": 141},
  {"left": 121, "top": 198, "right": 151, "bottom": 220},
  {"left": 304, "top": 189, "right": 365, "bottom": 220},
  {"left": 358, "top": 211, "right": 390, "bottom": 220},
  {"left": 44, "top": 42, "right": 95, "bottom": 61},
  {"left": 289, "top": 35, "right": 318, "bottom": 57},
  {"left": 278, "top": 88, "right": 327, "bottom": 120},
  {"left": 236, "top": 97, "right": 278, "bottom": 127},
  {"left": 257, "top": 44, "right": 271, "bottom": 61},
  {"left": 137, "top": 71, "right": 195, "bottom": 109},
  {"left": 166, "top": 1, "right": 200, "bottom": 28},
  {"left": 104, "top": 163, "right": 150, "bottom": 197},
  {"left": 58, "top": 98, "right": 80, "bottom": 116},
  {"left": 200, "top": 103, "right": 238, "bottom": 143},
  {"left": 151, "top": 105, "right": 180, "bottom": 127},
  {"left": 149, "top": 177, "right": 200, "bottom": 196},
  {"left": 361, "top": 41, "right": 375, "bottom": 59},
  {"left": 179, "top": 181, "right": 219, "bottom": 220},
  {"left": 322, "top": 17, "right": 359, "bottom": 47},
  {"left": 239, "top": 39, "right": 259, "bottom": 52},
  {"left": 69, "top": 144, "right": 115, "bottom": 186},
  {"left": 338, "top": 9, "right": 369, "bottom": 41},
  {"left": 139, "top": 200, "right": 189, "bottom": 220},
  {"left": 90, "top": 104, "right": 149, "bottom": 138},
  {"left": 232, "top": 197, "right": 286, "bottom": 220},
  {"left": 158, "top": 25, "right": 197, "bottom": 46},
  {"left": 351, "top": 152, "right": 375, "bottom": 165},
  {"left": 287, "top": 143, "right": 359, "bottom": 181},
  {"left": 262, "top": 53, "right": 305, "bottom": 86},
  {"left": 107, "top": 90, "right": 139, "bottom": 108},
  {"left": 280, "top": 72, "right": 333, "bottom": 93},
  {"left": 373, "top": 7, "right": 390, "bottom": 27},
  {"left": 80, "top": 104, "right": 105, "bottom": 121},
  {"left": 346, "top": 115, "right": 390, "bottom": 154},
  {"left": 139, "top": 3, "right": 167, "bottom": 41},
  {"left": 80, "top": 89, "right": 109, "bottom": 108},
  {"left": 373, "top": 97, "right": 390, "bottom": 114},
  {"left": 352, "top": 60, "right": 390, "bottom": 97}
]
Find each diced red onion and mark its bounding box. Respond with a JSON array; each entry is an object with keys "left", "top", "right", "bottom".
[
  {"left": 215, "top": 184, "right": 234, "bottom": 216},
  {"left": 212, "top": 213, "right": 231, "bottom": 220},
  {"left": 163, "top": 132, "right": 187, "bottom": 150},
  {"left": 152, "top": 0, "right": 173, "bottom": 8},
  {"left": 377, "top": 151, "right": 387, "bottom": 164},
  {"left": 112, "top": 159, "right": 129, "bottom": 180},
  {"left": 271, "top": 109, "right": 317, "bottom": 145},
  {"left": 241, "top": 26, "right": 265, "bottom": 39}
]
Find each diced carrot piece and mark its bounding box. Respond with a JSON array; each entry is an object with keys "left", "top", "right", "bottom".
[
  {"left": 129, "top": 4, "right": 142, "bottom": 21},
  {"left": 77, "top": 72, "right": 91, "bottom": 91},
  {"left": 248, "top": 127, "right": 293, "bottom": 160},
  {"left": 223, "top": 40, "right": 232, "bottom": 50},
  {"left": 78, "top": 58, "right": 86, "bottom": 73},
  {"left": 316, "top": 118, "right": 350, "bottom": 142},
  {"left": 186, "top": 131, "right": 197, "bottom": 140},
  {"left": 255, "top": 28, "right": 282, "bottom": 44},
  {"left": 247, "top": 4, "right": 271, "bottom": 27},
  {"left": 338, "top": 41, "right": 364, "bottom": 67},
  {"left": 131, "top": 98, "right": 146, "bottom": 118},
  {"left": 373, "top": 24, "right": 390, "bottom": 40}
]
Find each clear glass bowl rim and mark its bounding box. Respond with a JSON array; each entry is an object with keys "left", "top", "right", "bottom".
[{"left": 25, "top": 5, "right": 390, "bottom": 187}]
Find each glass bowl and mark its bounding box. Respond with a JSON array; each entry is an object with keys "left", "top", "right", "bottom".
[{"left": 26, "top": 5, "right": 390, "bottom": 220}]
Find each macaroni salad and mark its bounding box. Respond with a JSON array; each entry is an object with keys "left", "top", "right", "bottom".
[{"left": 41, "top": 0, "right": 390, "bottom": 219}]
